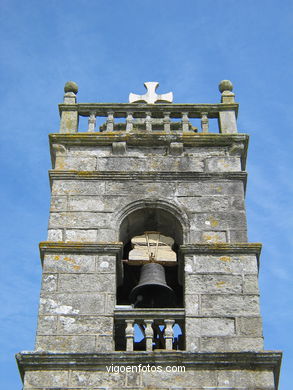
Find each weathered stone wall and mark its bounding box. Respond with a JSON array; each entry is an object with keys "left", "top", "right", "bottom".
[
  {"left": 19, "top": 351, "right": 279, "bottom": 390},
  {"left": 184, "top": 252, "right": 263, "bottom": 352},
  {"left": 48, "top": 176, "right": 247, "bottom": 245},
  {"left": 35, "top": 251, "right": 117, "bottom": 352},
  {"left": 54, "top": 145, "right": 242, "bottom": 172},
  {"left": 23, "top": 133, "right": 277, "bottom": 389},
  {"left": 38, "top": 136, "right": 251, "bottom": 353},
  {"left": 23, "top": 367, "right": 275, "bottom": 389}
]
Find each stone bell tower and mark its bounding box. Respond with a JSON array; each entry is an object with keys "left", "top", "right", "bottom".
[{"left": 17, "top": 81, "right": 282, "bottom": 389}]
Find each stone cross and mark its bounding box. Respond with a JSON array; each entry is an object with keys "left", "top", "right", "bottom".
[{"left": 129, "top": 82, "right": 173, "bottom": 104}]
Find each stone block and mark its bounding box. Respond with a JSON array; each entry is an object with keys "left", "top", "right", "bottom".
[
  {"left": 55, "top": 156, "right": 97, "bottom": 171},
  {"left": 96, "top": 156, "right": 204, "bottom": 172},
  {"left": 141, "top": 369, "right": 217, "bottom": 388},
  {"left": 201, "top": 231, "right": 227, "bottom": 243},
  {"left": 189, "top": 230, "right": 227, "bottom": 243},
  {"left": 64, "top": 229, "right": 97, "bottom": 242},
  {"left": 176, "top": 180, "right": 245, "bottom": 197},
  {"left": 243, "top": 274, "right": 259, "bottom": 294},
  {"left": 205, "top": 156, "right": 241, "bottom": 172},
  {"left": 236, "top": 316, "right": 263, "bottom": 336},
  {"left": 231, "top": 196, "right": 245, "bottom": 210},
  {"left": 201, "top": 294, "right": 260, "bottom": 316},
  {"left": 169, "top": 141, "right": 183, "bottom": 155},
  {"left": 127, "top": 145, "right": 166, "bottom": 157},
  {"left": 43, "top": 254, "right": 96, "bottom": 273},
  {"left": 229, "top": 229, "right": 248, "bottom": 242},
  {"left": 186, "top": 317, "right": 235, "bottom": 337},
  {"left": 41, "top": 274, "right": 58, "bottom": 292},
  {"left": 96, "top": 255, "right": 116, "bottom": 273},
  {"left": 96, "top": 334, "right": 114, "bottom": 351},
  {"left": 51, "top": 180, "right": 105, "bottom": 196},
  {"left": 70, "top": 370, "right": 125, "bottom": 387},
  {"left": 185, "top": 336, "right": 201, "bottom": 352},
  {"left": 48, "top": 211, "right": 112, "bottom": 229},
  {"left": 105, "top": 293, "right": 116, "bottom": 313},
  {"left": 219, "top": 110, "right": 237, "bottom": 133},
  {"left": 36, "top": 315, "right": 58, "bottom": 335},
  {"left": 185, "top": 294, "right": 199, "bottom": 315},
  {"left": 177, "top": 196, "right": 231, "bottom": 212},
  {"left": 186, "top": 146, "right": 227, "bottom": 157},
  {"left": 58, "top": 315, "right": 112, "bottom": 334},
  {"left": 47, "top": 228, "right": 63, "bottom": 241},
  {"left": 39, "top": 292, "right": 105, "bottom": 315},
  {"left": 190, "top": 211, "right": 247, "bottom": 231},
  {"left": 24, "top": 370, "right": 69, "bottom": 388},
  {"left": 67, "top": 196, "right": 110, "bottom": 212},
  {"left": 96, "top": 228, "right": 117, "bottom": 241},
  {"left": 68, "top": 145, "right": 111, "bottom": 157},
  {"left": 50, "top": 195, "right": 67, "bottom": 211},
  {"left": 201, "top": 336, "right": 263, "bottom": 352},
  {"left": 184, "top": 254, "right": 259, "bottom": 276},
  {"left": 217, "top": 368, "right": 275, "bottom": 388},
  {"left": 35, "top": 335, "right": 96, "bottom": 353},
  {"left": 112, "top": 141, "right": 127, "bottom": 155},
  {"left": 57, "top": 273, "right": 115, "bottom": 292},
  {"left": 106, "top": 181, "right": 176, "bottom": 196},
  {"left": 185, "top": 274, "right": 242, "bottom": 294}
]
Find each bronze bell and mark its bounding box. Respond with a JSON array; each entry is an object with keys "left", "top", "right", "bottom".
[{"left": 129, "top": 263, "right": 176, "bottom": 308}]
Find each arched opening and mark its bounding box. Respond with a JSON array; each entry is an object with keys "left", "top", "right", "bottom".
[{"left": 117, "top": 206, "right": 184, "bottom": 308}]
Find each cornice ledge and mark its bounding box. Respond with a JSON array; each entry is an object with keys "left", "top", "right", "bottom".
[
  {"left": 39, "top": 241, "right": 123, "bottom": 261},
  {"left": 180, "top": 243, "right": 262, "bottom": 258},
  {"left": 49, "top": 133, "right": 248, "bottom": 147},
  {"left": 16, "top": 351, "right": 282, "bottom": 381},
  {"left": 49, "top": 170, "right": 248, "bottom": 182}
]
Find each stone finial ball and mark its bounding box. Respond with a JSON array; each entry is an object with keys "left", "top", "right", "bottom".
[
  {"left": 219, "top": 80, "right": 233, "bottom": 93},
  {"left": 64, "top": 81, "right": 78, "bottom": 94}
]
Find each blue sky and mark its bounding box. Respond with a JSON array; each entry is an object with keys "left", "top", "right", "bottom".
[{"left": 0, "top": 0, "right": 292, "bottom": 388}]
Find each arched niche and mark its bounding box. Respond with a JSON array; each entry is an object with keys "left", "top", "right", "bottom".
[
  {"left": 118, "top": 201, "right": 187, "bottom": 247},
  {"left": 116, "top": 202, "right": 185, "bottom": 307}
]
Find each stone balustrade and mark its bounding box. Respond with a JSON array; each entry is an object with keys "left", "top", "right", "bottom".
[
  {"left": 59, "top": 81, "right": 238, "bottom": 134},
  {"left": 114, "top": 308, "right": 185, "bottom": 351}
]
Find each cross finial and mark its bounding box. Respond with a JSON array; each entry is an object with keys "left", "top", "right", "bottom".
[{"left": 129, "top": 82, "right": 173, "bottom": 104}]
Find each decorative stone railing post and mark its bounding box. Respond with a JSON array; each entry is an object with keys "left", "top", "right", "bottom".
[
  {"left": 114, "top": 309, "right": 185, "bottom": 351},
  {"left": 201, "top": 112, "right": 209, "bottom": 133},
  {"left": 164, "top": 320, "right": 175, "bottom": 350},
  {"left": 126, "top": 112, "right": 134, "bottom": 132},
  {"left": 106, "top": 111, "right": 115, "bottom": 132},
  {"left": 144, "top": 320, "right": 154, "bottom": 351},
  {"left": 163, "top": 112, "right": 171, "bottom": 133},
  {"left": 182, "top": 112, "right": 189, "bottom": 132},
  {"left": 218, "top": 80, "right": 238, "bottom": 134},
  {"left": 60, "top": 81, "right": 79, "bottom": 133},
  {"left": 145, "top": 112, "right": 152, "bottom": 132},
  {"left": 88, "top": 112, "right": 96, "bottom": 132},
  {"left": 125, "top": 320, "right": 134, "bottom": 351}
]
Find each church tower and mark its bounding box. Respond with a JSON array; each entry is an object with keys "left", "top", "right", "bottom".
[{"left": 17, "top": 81, "right": 282, "bottom": 389}]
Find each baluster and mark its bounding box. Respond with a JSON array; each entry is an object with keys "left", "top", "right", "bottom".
[
  {"left": 182, "top": 112, "right": 189, "bottom": 132},
  {"left": 201, "top": 112, "right": 209, "bottom": 133},
  {"left": 145, "top": 112, "right": 152, "bottom": 132},
  {"left": 163, "top": 112, "right": 171, "bottom": 133},
  {"left": 88, "top": 112, "right": 96, "bottom": 132},
  {"left": 144, "top": 320, "right": 154, "bottom": 351},
  {"left": 125, "top": 320, "right": 134, "bottom": 351},
  {"left": 126, "top": 112, "right": 133, "bottom": 133},
  {"left": 164, "top": 320, "right": 175, "bottom": 350},
  {"left": 106, "top": 111, "right": 114, "bottom": 132}
]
